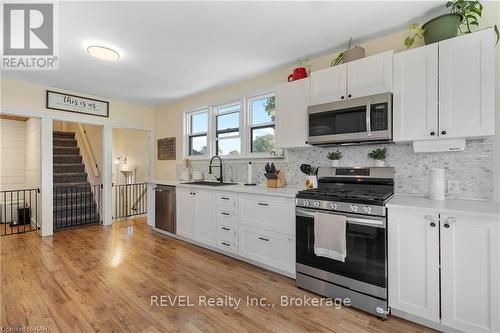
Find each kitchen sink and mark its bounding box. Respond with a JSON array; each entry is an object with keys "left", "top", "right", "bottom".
[{"left": 181, "top": 181, "right": 238, "bottom": 186}]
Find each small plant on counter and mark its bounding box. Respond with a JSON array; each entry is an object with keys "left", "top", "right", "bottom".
[
  {"left": 404, "top": 23, "right": 425, "bottom": 49},
  {"left": 327, "top": 150, "right": 343, "bottom": 160},
  {"left": 368, "top": 147, "right": 387, "bottom": 160}
]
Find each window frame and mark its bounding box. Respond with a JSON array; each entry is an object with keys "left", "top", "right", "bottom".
[
  {"left": 184, "top": 107, "right": 209, "bottom": 159},
  {"left": 247, "top": 92, "right": 276, "bottom": 157},
  {"left": 213, "top": 100, "right": 243, "bottom": 157}
]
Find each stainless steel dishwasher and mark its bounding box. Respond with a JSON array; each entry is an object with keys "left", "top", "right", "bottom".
[{"left": 154, "top": 185, "right": 176, "bottom": 234}]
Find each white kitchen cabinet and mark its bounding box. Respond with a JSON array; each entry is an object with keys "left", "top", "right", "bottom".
[
  {"left": 193, "top": 190, "right": 216, "bottom": 246},
  {"left": 176, "top": 188, "right": 195, "bottom": 238},
  {"left": 239, "top": 194, "right": 295, "bottom": 235},
  {"left": 388, "top": 207, "right": 500, "bottom": 332},
  {"left": 275, "top": 78, "right": 310, "bottom": 148},
  {"left": 393, "top": 44, "right": 438, "bottom": 142},
  {"left": 388, "top": 208, "right": 440, "bottom": 323},
  {"left": 239, "top": 224, "right": 295, "bottom": 274},
  {"left": 439, "top": 29, "right": 495, "bottom": 139},
  {"left": 310, "top": 64, "right": 347, "bottom": 105},
  {"left": 440, "top": 213, "right": 499, "bottom": 333},
  {"left": 347, "top": 51, "right": 393, "bottom": 99}
]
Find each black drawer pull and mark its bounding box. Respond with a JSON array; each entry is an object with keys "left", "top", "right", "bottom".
[
  {"left": 259, "top": 237, "right": 269, "bottom": 242},
  {"left": 258, "top": 202, "right": 269, "bottom": 206},
  {"left": 221, "top": 227, "right": 230, "bottom": 231},
  {"left": 221, "top": 212, "right": 230, "bottom": 216},
  {"left": 220, "top": 197, "right": 230, "bottom": 200},
  {"left": 221, "top": 242, "right": 230, "bottom": 247}
]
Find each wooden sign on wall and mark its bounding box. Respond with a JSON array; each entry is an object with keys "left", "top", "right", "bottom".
[
  {"left": 158, "top": 137, "right": 176, "bottom": 160},
  {"left": 46, "top": 90, "right": 109, "bottom": 117}
]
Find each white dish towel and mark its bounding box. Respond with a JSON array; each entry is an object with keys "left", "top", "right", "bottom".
[{"left": 314, "top": 212, "right": 347, "bottom": 262}]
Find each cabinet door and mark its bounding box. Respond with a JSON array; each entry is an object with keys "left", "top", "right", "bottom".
[
  {"left": 193, "top": 190, "right": 216, "bottom": 246},
  {"left": 275, "top": 78, "right": 310, "bottom": 148},
  {"left": 393, "top": 44, "right": 438, "bottom": 142},
  {"left": 310, "top": 64, "right": 347, "bottom": 105},
  {"left": 439, "top": 29, "right": 495, "bottom": 139},
  {"left": 239, "top": 224, "right": 295, "bottom": 274},
  {"left": 239, "top": 194, "right": 295, "bottom": 235},
  {"left": 440, "top": 213, "right": 499, "bottom": 333},
  {"left": 347, "top": 51, "right": 393, "bottom": 99},
  {"left": 388, "top": 208, "right": 440, "bottom": 322},
  {"left": 176, "top": 188, "right": 194, "bottom": 239}
]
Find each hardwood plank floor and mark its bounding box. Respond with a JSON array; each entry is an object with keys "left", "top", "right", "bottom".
[{"left": 0, "top": 218, "right": 435, "bottom": 333}]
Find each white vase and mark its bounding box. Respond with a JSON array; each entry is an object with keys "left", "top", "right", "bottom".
[
  {"left": 305, "top": 175, "right": 318, "bottom": 189},
  {"left": 331, "top": 160, "right": 340, "bottom": 167},
  {"left": 374, "top": 160, "right": 385, "bottom": 167}
]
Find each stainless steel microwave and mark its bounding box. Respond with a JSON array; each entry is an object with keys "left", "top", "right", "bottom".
[{"left": 307, "top": 93, "right": 392, "bottom": 146}]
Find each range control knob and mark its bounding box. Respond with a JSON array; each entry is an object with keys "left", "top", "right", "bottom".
[
  {"left": 330, "top": 202, "right": 338, "bottom": 210},
  {"left": 313, "top": 201, "right": 320, "bottom": 208},
  {"left": 350, "top": 204, "right": 359, "bottom": 213},
  {"left": 363, "top": 206, "right": 372, "bottom": 214},
  {"left": 302, "top": 200, "right": 310, "bottom": 207}
]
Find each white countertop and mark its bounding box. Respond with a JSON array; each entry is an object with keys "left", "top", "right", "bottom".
[
  {"left": 387, "top": 194, "right": 500, "bottom": 218},
  {"left": 149, "top": 180, "right": 302, "bottom": 198}
]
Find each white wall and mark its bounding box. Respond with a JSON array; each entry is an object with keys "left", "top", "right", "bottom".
[
  {"left": 25, "top": 118, "right": 41, "bottom": 190},
  {"left": 112, "top": 128, "right": 149, "bottom": 184},
  {"left": 0, "top": 119, "right": 26, "bottom": 190}
]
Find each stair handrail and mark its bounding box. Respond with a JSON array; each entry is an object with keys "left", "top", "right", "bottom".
[{"left": 75, "top": 124, "right": 100, "bottom": 183}]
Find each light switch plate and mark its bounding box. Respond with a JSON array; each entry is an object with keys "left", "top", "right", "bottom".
[{"left": 448, "top": 180, "right": 460, "bottom": 195}]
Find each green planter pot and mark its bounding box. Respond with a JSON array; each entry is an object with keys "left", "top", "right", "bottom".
[{"left": 422, "top": 13, "right": 461, "bottom": 45}]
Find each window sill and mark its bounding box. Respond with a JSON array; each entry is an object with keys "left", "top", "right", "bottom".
[{"left": 183, "top": 154, "right": 285, "bottom": 163}]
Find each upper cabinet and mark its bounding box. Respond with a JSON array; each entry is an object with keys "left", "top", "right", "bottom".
[
  {"left": 393, "top": 44, "right": 439, "bottom": 141},
  {"left": 310, "top": 51, "right": 393, "bottom": 105},
  {"left": 347, "top": 51, "right": 393, "bottom": 99},
  {"left": 275, "top": 78, "right": 310, "bottom": 148},
  {"left": 439, "top": 30, "right": 495, "bottom": 139},
  {"left": 394, "top": 29, "right": 495, "bottom": 142}
]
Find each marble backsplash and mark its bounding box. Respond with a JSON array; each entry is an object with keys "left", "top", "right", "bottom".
[{"left": 177, "top": 138, "right": 495, "bottom": 200}]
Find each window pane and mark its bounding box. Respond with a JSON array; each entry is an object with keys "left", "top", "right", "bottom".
[
  {"left": 216, "top": 138, "right": 241, "bottom": 156},
  {"left": 252, "top": 96, "right": 275, "bottom": 124},
  {"left": 217, "top": 112, "right": 239, "bottom": 133},
  {"left": 190, "top": 112, "right": 208, "bottom": 133},
  {"left": 217, "top": 103, "right": 240, "bottom": 114},
  {"left": 218, "top": 131, "right": 239, "bottom": 138},
  {"left": 251, "top": 126, "right": 275, "bottom": 153},
  {"left": 189, "top": 135, "right": 207, "bottom": 156}
]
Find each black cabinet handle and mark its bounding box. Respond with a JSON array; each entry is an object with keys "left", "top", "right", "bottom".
[
  {"left": 341, "top": 96, "right": 345, "bottom": 100},
  {"left": 259, "top": 237, "right": 269, "bottom": 242},
  {"left": 221, "top": 242, "right": 230, "bottom": 247},
  {"left": 221, "top": 212, "right": 230, "bottom": 216},
  {"left": 220, "top": 197, "right": 230, "bottom": 200},
  {"left": 258, "top": 202, "right": 269, "bottom": 206},
  {"left": 221, "top": 227, "right": 230, "bottom": 231},
  {"left": 444, "top": 223, "right": 450, "bottom": 228},
  {"left": 430, "top": 131, "right": 435, "bottom": 136},
  {"left": 430, "top": 222, "right": 436, "bottom": 227},
  {"left": 441, "top": 130, "right": 447, "bottom": 135},
  {"left": 348, "top": 94, "right": 352, "bottom": 98}
]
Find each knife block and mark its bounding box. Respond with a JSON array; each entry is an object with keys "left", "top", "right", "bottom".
[{"left": 267, "top": 172, "right": 286, "bottom": 188}]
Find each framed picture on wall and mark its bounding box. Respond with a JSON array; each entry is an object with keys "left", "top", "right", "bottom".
[
  {"left": 158, "top": 137, "right": 176, "bottom": 160},
  {"left": 46, "top": 90, "right": 109, "bottom": 117}
]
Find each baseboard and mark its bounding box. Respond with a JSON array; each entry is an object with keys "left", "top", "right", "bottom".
[{"left": 390, "top": 309, "right": 462, "bottom": 333}]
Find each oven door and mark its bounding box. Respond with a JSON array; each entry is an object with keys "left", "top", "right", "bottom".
[{"left": 296, "top": 208, "right": 387, "bottom": 298}]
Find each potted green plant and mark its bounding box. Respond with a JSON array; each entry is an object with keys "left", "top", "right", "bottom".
[
  {"left": 368, "top": 148, "right": 387, "bottom": 167},
  {"left": 327, "top": 150, "right": 343, "bottom": 167},
  {"left": 405, "top": 0, "right": 499, "bottom": 48},
  {"left": 331, "top": 38, "right": 365, "bottom": 66}
]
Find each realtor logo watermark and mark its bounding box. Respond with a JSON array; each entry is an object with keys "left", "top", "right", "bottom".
[{"left": 1, "top": 1, "right": 59, "bottom": 70}]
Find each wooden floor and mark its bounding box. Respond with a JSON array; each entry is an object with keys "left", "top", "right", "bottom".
[
  {"left": 0, "top": 218, "right": 435, "bottom": 333},
  {"left": 0, "top": 222, "right": 36, "bottom": 236}
]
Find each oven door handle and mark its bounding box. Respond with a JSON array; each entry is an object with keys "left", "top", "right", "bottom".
[{"left": 296, "top": 208, "right": 386, "bottom": 228}]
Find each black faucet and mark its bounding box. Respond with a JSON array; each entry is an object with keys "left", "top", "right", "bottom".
[{"left": 209, "top": 155, "right": 223, "bottom": 183}]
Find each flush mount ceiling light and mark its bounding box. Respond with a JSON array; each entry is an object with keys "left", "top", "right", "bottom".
[{"left": 87, "top": 45, "right": 120, "bottom": 61}]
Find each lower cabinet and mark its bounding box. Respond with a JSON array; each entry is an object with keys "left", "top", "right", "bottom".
[
  {"left": 388, "top": 208, "right": 499, "bottom": 332},
  {"left": 239, "top": 224, "right": 295, "bottom": 274},
  {"left": 176, "top": 188, "right": 195, "bottom": 238},
  {"left": 176, "top": 188, "right": 215, "bottom": 247}
]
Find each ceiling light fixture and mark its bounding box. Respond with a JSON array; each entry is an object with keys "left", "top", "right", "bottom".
[{"left": 87, "top": 45, "right": 120, "bottom": 61}]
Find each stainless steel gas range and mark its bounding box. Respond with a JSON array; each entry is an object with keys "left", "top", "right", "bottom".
[{"left": 295, "top": 167, "right": 394, "bottom": 318}]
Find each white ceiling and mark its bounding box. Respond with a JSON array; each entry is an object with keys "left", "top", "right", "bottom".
[{"left": 4, "top": 1, "right": 443, "bottom": 107}]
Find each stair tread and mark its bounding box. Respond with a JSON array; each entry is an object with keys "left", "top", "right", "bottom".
[
  {"left": 54, "top": 182, "right": 90, "bottom": 186},
  {"left": 54, "top": 172, "right": 87, "bottom": 176}
]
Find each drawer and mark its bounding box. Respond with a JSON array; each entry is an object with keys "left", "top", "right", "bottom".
[
  {"left": 216, "top": 206, "right": 238, "bottom": 224},
  {"left": 239, "top": 194, "right": 295, "bottom": 235},
  {"left": 216, "top": 192, "right": 237, "bottom": 207},
  {"left": 217, "top": 223, "right": 238, "bottom": 243},
  {"left": 216, "top": 239, "right": 238, "bottom": 254},
  {"left": 238, "top": 225, "right": 295, "bottom": 274}
]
